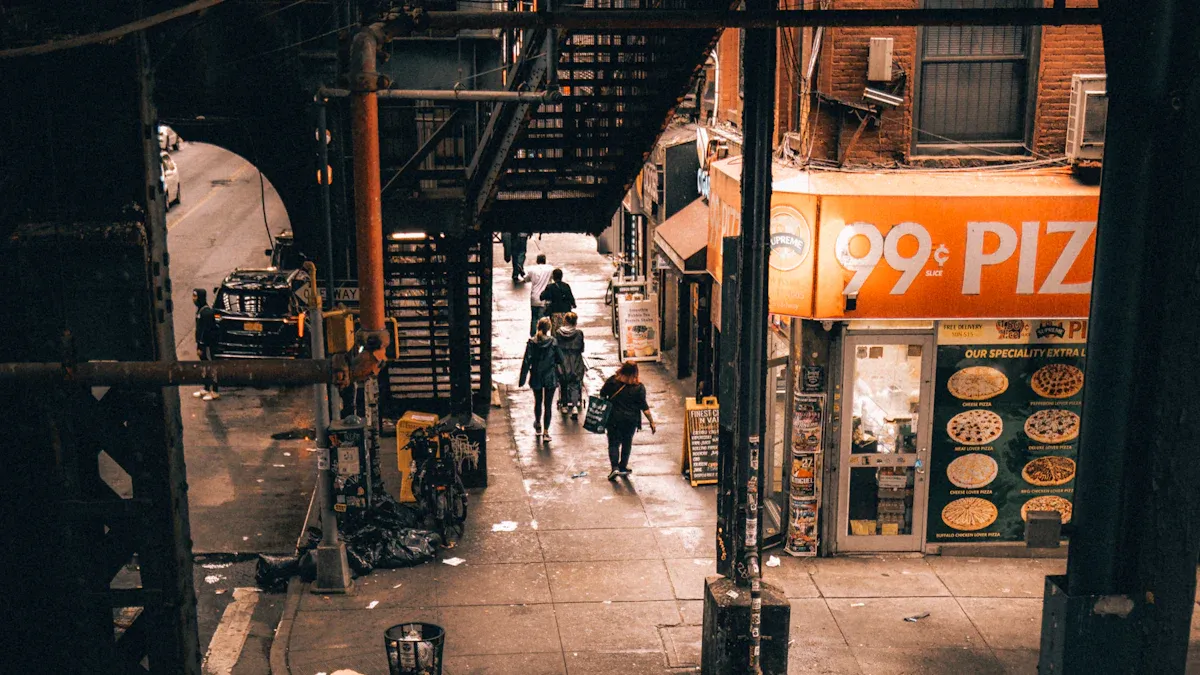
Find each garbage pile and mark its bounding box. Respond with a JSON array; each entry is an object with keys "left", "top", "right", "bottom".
[{"left": 256, "top": 492, "right": 441, "bottom": 592}]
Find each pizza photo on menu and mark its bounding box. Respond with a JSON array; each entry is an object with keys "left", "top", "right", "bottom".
[
  {"left": 941, "top": 497, "right": 998, "bottom": 531},
  {"left": 1030, "top": 363, "right": 1084, "bottom": 399},
  {"left": 1022, "top": 456, "right": 1077, "bottom": 486},
  {"left": 946, "top": 366, "right": 1009, "bottom": 401},
  {"left": 945, "top": 453, "right": 999, "bottom": 489},
  {"left": 946, "top": 410, "right": 1004, "bottom": 446},
  {"left": 1021, "top": 495, "right": 1073, "bottom": 523},
  {"left": 1024, "top": 409, "right": 1081, "bottom": 444}
]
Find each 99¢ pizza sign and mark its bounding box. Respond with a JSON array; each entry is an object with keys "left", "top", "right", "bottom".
[{"left": 814, "top": 195, "right": 1099, "bottom": 319}]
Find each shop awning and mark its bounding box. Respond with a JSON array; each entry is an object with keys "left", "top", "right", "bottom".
[{"left": 653, "top": 198, "right": 709, "bottom": 274}]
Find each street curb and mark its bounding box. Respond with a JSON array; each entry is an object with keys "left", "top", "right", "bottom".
[{"left": 268, "top": 577, "right": 304, "bottom": 675}]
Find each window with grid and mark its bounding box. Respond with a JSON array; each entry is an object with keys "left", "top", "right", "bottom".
[{"left": 916, "top": 0, "right": 1034, "bottom": 152}]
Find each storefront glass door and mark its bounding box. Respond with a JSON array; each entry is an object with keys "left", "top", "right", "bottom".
[
  {"left": 762, "top": 356, "right": 790, "bottom": 546},
  {"left": 836, "top": 335, "right": 934, "bottom": 552}
]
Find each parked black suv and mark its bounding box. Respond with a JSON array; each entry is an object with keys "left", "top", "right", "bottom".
[{"left": 209, "top": 268, "right": 311, "bottom": 358}]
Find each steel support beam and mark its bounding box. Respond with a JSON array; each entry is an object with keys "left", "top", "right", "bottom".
[
  {"left": 0, "top": 359, "right": 334, "bottom": 387},
  {"left": 467, "top": 29, "right": 552, "bottom": 220},
  {"left": 1039, "top": 0, "right": 1200, "bottom": 671},
  {"left": 320, "top": 87, "right": 560, "bottom": 103},
  {"left": 382, "top": 109, "right": 462, "bottom": 195},
  {"left": 415, "top": 8, "right": 1099, "bottom": 32}
]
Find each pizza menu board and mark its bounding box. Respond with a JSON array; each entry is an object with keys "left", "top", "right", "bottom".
[{"left": 926, "top": 320, "right": 1087, "bottom": 542}]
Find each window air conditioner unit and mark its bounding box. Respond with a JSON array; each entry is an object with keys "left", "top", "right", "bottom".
[{"left": 1066, "top": 74, "right": 1107, "bottom": 162}]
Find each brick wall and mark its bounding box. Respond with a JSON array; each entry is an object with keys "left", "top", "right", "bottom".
[
  {"left": 1033, "top": 0, "right": 1106, "bottom": 158},
  {"left": 715, "top": 31, "right": 742, "bottom": 127},
  {"left": 804, "top": 0, "right": 1103, "bottom": 165}
]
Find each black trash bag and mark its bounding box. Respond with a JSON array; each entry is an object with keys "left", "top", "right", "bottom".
[
  {"left": 255, "top": 554, "right": 299, "bottom": 593},
  {"left": 376, "top": 529, "right": 440, "bottom": 568},
  {"left": 298, "top": 526, "right": 323, "bottom": 554},
  {"left": 297, "top": 550, "right": 317, "bottom": 583},
  {"left": 346, "top": 544, "right": 375, "bottom": 576}
]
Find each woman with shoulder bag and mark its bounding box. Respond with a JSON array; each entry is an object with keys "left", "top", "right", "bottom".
[
  {"left": 599, "top": 361, "right": 655, "bottom": 480},
  {"left": 520, "top": 316, "right": 565, "bottom": 442}
]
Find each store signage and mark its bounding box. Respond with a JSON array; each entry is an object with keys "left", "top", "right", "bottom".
[
  {"left": 704, "top": 157, "right": 1098, "bottom": 318},
  {"left": 815, "top": 195, "right": 1098, "bottom": 318},
  {"left": 617, "top": 294, "right": 661, "bottom": 362},
  {"left": 682, "top": 397, "right": 720, "bottom": 486},
  {"left": 926, "top": 320, "right": 1086, "bottom": 544},
  {"left": 787, "top": 394, "right": 824, "bottom": 557},
  {"left": 769, "top": 205, "right": 812, "bottom": 272},
  {"left": 706, "top": 165, "right": 817, "bottom": 318},
  {"left": 644, "top": 162, "right": 661, "bottom": 206},
  {"left": 800, "top": 365, "right": 824, "bottom": 393}
]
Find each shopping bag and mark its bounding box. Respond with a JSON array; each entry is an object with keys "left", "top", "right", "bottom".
[{"left": 582, "top": 395, "right": 612, "bottom": 434}]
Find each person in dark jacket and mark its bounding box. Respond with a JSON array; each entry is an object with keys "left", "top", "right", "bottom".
[
  {"left": 192, "top": 288, "right": 220, "bottom": 401},
  {"left": 502, "top": 232, "right": 529, "bottom": 281},
  {"left": 520, "top": 316, "right": 565, "bottom": 442},
  {"left": 599, "top": 361, "right": 656, "bottom": 480},
  {"left": 539, "top": 268, "right": 577, "bottom": 334},
  {"left": 554, "top": 312, "right": 586, "bottom": 418}
]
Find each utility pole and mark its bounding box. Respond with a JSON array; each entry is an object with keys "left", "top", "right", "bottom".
[
  {"left": 1039, "top": 1, "right": 1200, "bottom": 671},
  {"left": 701, "top": 0, "right": 790, "bottom": 669}
]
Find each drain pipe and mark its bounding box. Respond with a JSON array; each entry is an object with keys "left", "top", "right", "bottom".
[{"left": 348, "top": 26, "right": 390, "bottom": 377}]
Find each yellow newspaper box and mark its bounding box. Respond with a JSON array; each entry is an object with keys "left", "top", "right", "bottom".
[{"left": 396, "top": 411, "right": 439, "bottom": 503}]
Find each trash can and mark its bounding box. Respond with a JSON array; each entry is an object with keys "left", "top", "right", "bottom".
[{"left": 384, "top": 622, "right": 445, "bottom": 675}]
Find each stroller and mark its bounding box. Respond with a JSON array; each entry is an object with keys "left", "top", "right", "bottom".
[{"left": 555, "top": 325, "right": 587, "bottom": 418}]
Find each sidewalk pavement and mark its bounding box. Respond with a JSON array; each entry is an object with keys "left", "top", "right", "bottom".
[{"left": 276, "top": 234, "right": 1200, "bottom": 675}]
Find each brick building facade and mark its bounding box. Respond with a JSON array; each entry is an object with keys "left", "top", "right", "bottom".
[{"left": 705, "top": 0, "right": 1104, "bottom": 166}]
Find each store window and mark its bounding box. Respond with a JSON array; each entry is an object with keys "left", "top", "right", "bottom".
[{"left": 915, "top": 0, "right": 1035, "bottom": 154}]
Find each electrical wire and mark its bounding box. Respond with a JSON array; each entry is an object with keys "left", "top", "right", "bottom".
[
  {"left": 0, "top": 0, "right": 225, "bottom": 59},
  {"left": 216, "top": 21, "right": 354, "bottom": 68},
  {"left": 256, "top": 0, "right": 310, "bottom": 20}
]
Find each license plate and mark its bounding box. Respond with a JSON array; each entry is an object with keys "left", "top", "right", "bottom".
[{"left": 244, "top": 322, "right": 263, "bottom": 332}]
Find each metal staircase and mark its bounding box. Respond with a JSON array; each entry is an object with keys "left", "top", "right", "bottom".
[{"left": 471, "top": 0, "right": 727, "bottom": 234}]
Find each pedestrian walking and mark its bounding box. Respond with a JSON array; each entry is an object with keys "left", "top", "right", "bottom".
[
  {"left": 525, "top": 253, "right": 553, "bottom": 336},
  {"left": 539, "top": 268, "right": 577, "bottom": 333},
  {"left": 600, "top": 361, "right": 655, "bottom": 480},
  {"left": 520, "top": 316, "right": 565, "bottom": 442},
  {"left": 192, "top": 288, "right": 220, "bottom": 401},
  {"left": 502, "top": 232, "right": 529, "bottom": 281},
  {"left": 554, "top": 312, "right": 586, "bottom": 418}
]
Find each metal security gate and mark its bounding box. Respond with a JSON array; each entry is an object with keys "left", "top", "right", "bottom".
[{"left": 381, "top": 233, "right": 491, "bottom": 415}]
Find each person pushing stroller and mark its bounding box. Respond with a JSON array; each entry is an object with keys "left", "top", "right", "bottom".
[{"left": 554, "top": 312, "right": 586, "bottom": 419}]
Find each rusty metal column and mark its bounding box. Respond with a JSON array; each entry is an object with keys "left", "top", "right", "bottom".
[
  {"left": 350, "top": 27, "right": 387, "bottom": 340},
  {"left": 1039, "top": 1, "right": 1200, "bottom": 672}
]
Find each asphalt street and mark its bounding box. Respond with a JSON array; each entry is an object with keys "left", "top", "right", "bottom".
[{"left": 164, "top": 141, "right": 314, "bottom": 668}]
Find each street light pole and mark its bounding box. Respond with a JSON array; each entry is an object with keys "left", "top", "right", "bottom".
[{"left": 305, "top": 263, "right": 353, "bottom": 594}]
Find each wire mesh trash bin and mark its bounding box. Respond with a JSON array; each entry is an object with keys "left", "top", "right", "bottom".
[{"left": 384, "top": 622, "right": 445, "bottom": 675}]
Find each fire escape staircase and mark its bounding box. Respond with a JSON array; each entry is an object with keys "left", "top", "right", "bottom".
[{"left": 468, "top": 0, "right": 728, "bottom": 234}]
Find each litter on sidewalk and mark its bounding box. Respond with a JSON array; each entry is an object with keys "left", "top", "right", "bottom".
[
  {"left": 904, "top": 612, "right": 931, "bottom": 622},
  {"left": 442, "top": 557, "right": 466, "bottom": 566},
  {"left": 492, "top": 521, "right": 518, "bottom": 532}
]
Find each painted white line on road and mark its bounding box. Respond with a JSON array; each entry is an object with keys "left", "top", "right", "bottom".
[
  {"left": 168, "top": 162, "right": 252, "bottom": 232},
  {"left": 202, "top": 587, "right": 260, "bottom": 675}
]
